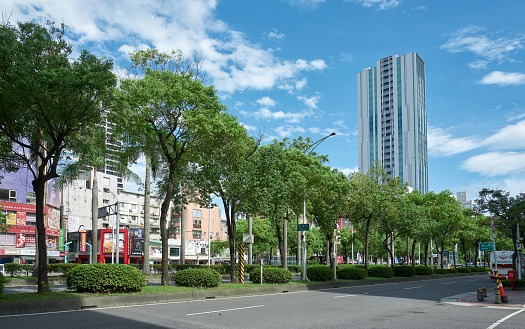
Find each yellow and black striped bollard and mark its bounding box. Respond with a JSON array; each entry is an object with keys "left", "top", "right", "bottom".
[{"left": 238, "top": 243, "right": 245, "bottom": 284}]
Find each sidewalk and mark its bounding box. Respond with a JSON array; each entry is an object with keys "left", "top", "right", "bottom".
[{"left": 453, "top": 286, "right": 525, "bottom": 309}]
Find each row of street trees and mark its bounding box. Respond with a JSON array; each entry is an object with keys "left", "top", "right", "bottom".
[{"left": 1, "top": 21, "right": 523, "bottom": 291}]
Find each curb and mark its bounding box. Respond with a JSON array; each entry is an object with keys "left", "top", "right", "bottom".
[{"left": 0, "top": 272, "right": 488, "bottom": 316}]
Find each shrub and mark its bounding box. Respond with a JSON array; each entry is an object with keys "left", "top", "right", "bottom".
[
  {"left": 337, "top": 266, "right": 366, "bottom": 280},
  {"left": 414, "top": 265, "right": 432, "bottom": 275},
  {"left": 433, "top": 268, "right": 447, "bottom": 274},
  {"left": 307, "top": 259, "right": 318, "bottom": 265},
  {"left": 456, "top": 267, "right": 471, "bottom": 273},
  {"left": 48, "top": 263, "right": 80, "bottom": 275},
  {"left": 153, "top": 263, "right": 174, "bottom": 274},
  {"left": 447, "top": 268, "right": 458, "bottom": 274},
  {"left": 306, "top": 265, "right": 334, "bottom": 281},
  {"left": 0, "top": 272, "right": 5, "bottom": 294},
  {"left": 67, "top": 264, "right": 146, "bottom": 293},
  {"left": 4, "top": 263, "right": 23, "bottom": 276},
  {"left": 393, "top": 265, "right": 416, "bottom": 277},
  {"left": 367, "top": 265, "right": 394, "bottom": 278},
  {"left": 501, "top": 278, "right": 525, "bottom": 288},
  {"left": 287, "top": 265, "right": 302, "bottom": 273},
  {"left": 249, "top": 267, "right": 292, "bottom": 284},
  {"left": 174, "top": 268, "right": 221, "bottom": 288}
]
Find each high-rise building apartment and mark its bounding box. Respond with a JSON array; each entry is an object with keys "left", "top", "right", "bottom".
[{"left": 357, "top": 53, "right": 428, "bottom": 193}]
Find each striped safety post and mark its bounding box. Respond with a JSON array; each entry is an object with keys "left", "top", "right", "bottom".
[{"left": 238, "top": 243, "right": 245, "bottom": 284}]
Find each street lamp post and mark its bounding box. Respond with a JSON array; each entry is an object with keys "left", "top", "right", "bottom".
[{"left": 302, "top": 132, "right": 336, "bottom": 281}]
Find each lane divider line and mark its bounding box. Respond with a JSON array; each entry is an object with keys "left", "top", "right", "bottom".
[{"left": 187, "top": 304, "right": 265, "bottom": 316}]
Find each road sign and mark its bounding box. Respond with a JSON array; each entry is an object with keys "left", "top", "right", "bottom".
[
  {"left": 243, "top": 234, "right": 254, "bottom": 243},
  {"left": 479, "top": 242, "right": 494, "bottom": 252},
  {"left": 297, "top": 224, "right": 310, "bottom": 231}
]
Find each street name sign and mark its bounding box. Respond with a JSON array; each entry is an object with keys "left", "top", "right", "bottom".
[
  {"left": 297, "top": 224, "right": 310, "bottom": 231},
  {"left": 479, "top": 242, "right": 494, "bottom": 251}
]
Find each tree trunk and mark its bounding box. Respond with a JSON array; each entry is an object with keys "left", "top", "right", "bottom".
[
  {"left": 364, "top": 217, "right": 371, "bottom": 276},
  {"left": 91, "top": 168, "right": 98, "bottom": 264},
  {"left": 283, "top": 216, "right": 287, "bottom": 269},
  {"left": 224, "top": 201, "right": 237, "bottom": 283},
  {"left": 296, "top": 215, "right": 301, "bottom": 266},
  {"left": 180, "top": 185, "right": 186, "bottom": 265},
  {"left": 411, "top": 240, "right": 417, "bottom": 267},
  {"left": 160, "top": 163, "right": 176, "bottom": 286},
  {"left": 33, "top": 176, "right": 49, "bottom": 292},
  {"left": 424, "top": 243, "right": 428, "bottom": 266},
  {"left": 142, "top": 155, "right": 151, "bottom": 275}
]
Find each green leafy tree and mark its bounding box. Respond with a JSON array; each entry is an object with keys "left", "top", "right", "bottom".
[
  {"left": 113, "top": 52, "right": 229, "bottom": 285},
  {"left": 235, "top": 217, "right": 278, "bottom": 261},
  {"left": 476, "top": 188, "right": 525, "bottom": 269},
  {"left": 346, "top": 163, "right": 396, "bottom": 275},
  {"left": 210, "top": 239, "right": 229, "bottom": 258},
  {"left": 0, "top": 21, "right": 115, "bottom": 292},
  {"left": 424, "top": 191, "right": 463, "bottom": 268},
  {"left": 187, "top": 114, "right": 260, "bottom": 282}
]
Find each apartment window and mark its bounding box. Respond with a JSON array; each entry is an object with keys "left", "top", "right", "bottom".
[
  {"left": 0, "top": 189, "right": 16, "bottom": 202},
  {"left": 192, "top": 230, "right": 202, "bottom": 239},
  {"left": 216, "top": 232, "right": 219, "bottom": 237},
  {"left": 193, "top": 209, "right": 202, "bottom": 218},
  {"left": 170, "top": 247, "right": 180, "bottom": 257}
]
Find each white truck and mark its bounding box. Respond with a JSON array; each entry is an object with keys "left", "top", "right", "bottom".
[{"left": 489, "top": 250, "right": 525, "bottom": 280}]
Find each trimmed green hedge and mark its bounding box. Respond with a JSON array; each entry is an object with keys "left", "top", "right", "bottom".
[
  {"left": 306, "top": 265, "right": 334, "bottom": 281},
  {"left": 414, "top": 265, "right": 432, "bottom": 275},
  {"left": 393, "top": 265, "right": 416, "bottom": 277},
  {"left": 456, "top": 267, "right": 471, "bottom": 273},
  {"left": 0, "top": 272, "right": 5, "bottom": 294},
  {"left": 47, "top": 263, "right": 80, "bottom": 275},
  {"left": 337, "top": 266, "right": 366, "bottom": 280},
  {"left": 3, "top": 263, "right": 33, "bottom": 276},
  {"left": 367, "top": 265, "right": 394, "bottom": 278},
  {"left": 249, "top": 267, "right": 292, "bottom": 284},
  {"left": 501, "top": 278, "right": 525, "bottom": 288},
  {"left": 67, "top": 264, "right": 146, "bottom": 293},
  {"left": 174, "top": 268, "right": 222, "bottom": 288}
]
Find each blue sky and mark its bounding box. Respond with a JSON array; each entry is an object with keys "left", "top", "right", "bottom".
[{"left": 3, "top": 0, "right": 525, "bottom": 205}]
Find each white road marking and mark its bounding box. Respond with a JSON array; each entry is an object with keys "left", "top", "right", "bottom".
[
  {"left": 486, "top": 308, "right": 525, "bottom": 329},
  {"left": 403, "top": 286, "right": 423, "bottom": 290},
  {"left": 334, "top": 294, "right": 356, "bottom": 298},
  {"left": 186, "top": 304, "right": 265, "bottom": 316}
]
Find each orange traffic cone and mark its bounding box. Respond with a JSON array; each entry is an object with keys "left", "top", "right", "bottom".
[{"left": 499, "top": 282, "right": 508, "bottom": 303}]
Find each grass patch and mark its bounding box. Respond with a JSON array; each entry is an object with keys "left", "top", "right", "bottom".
[{"left": 0, "top": 291, "right": 88, "bottom": 303}]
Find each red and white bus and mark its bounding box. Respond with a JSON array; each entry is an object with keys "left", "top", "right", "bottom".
[{"left": 489, "top": 250, "right": 525, "bottom": 280}]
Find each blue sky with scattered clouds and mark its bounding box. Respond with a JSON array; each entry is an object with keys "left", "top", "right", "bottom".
[{"left": 3, "top": 0, "right": 525, "bottom": 204}]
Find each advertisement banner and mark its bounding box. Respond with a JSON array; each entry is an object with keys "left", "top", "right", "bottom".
[
  {"left": 80, "top": 232, "right": 87, "bottom": 252},
  {"left": 131, "top": 238, "right": 144, "bottom": 254},
  {"left": 7, "top": 213, "right": 16, "bottom": 225},
  {"left": 58, "top": 229, "right": 65, "bottom": 252},
  {"left": 16, "top": 211, "right": 27, "bottom": 225},
  {"left": 130, "top": 227, "right": 144, "bottom": 238},
  {"left": 68, "top": 216, "right": 80, "bottom": 232},
  {"left": 8, "top": 225, "right": 36, "bottom": 234},
  {"left": 16, "top": 233, "right": 26, "bottom": 248},
  {"left": 25, "top": 235, "right": 36, "bottom": 247},
  {"left": 103, "top": 232, "right": 115, "bottom": 253}
]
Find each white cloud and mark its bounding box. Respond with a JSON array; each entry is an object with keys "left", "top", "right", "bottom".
[
  {"left": 468, "top": 60, "right": 489, "bottom": 70},
  {"left": 297, "top": 93, "right": 321, "bottom": 109},
  {"left": 336, "top": 167, "right": 358, "bottom": 176},
  {"left": 256, "top": 97, "right": 277, "bottom": 107},
  {"left": 240, "top": 122, "right": 256, "bottom": 132},
  {"left": 1, "top": 0, "right": 327, "bottom": 94},
  {"left": 275, "top": 125, "right": 306, "bottom": 138},
  {"left": 482, "top": 120, "right": 525, "bottom": 150},
  {"left": 427, "top": 126, "right": 480, "bottom": 156},
  {"left": 267, "top": 28, "right": 286, "bottom": 41},
  {"left": 479, "top": 71, "right": 525, "bottom": 86},
  {"left": 242, "top": 107, "right": 314, "bottom": 124},
  {"left": 441, "top": 26, "right": 524, "bottom": 67},
  {"left": 345, "top": 0, "right": 400, "bottom": 10},
  {"left": 295, "top": 78, "right": 307, "bottom": 91},
  {"left": 461, "top": 152, "right": 525, "bottom": 177},
  {"left": 340, "top": 52, "right": 355, "bottom": 63}
]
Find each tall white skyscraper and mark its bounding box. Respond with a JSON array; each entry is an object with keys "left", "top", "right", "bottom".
[{"left": 357, "top": 53, "right": 428, "bottom": 193}]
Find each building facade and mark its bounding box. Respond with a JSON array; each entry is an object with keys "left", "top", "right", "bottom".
[{"left": 357, "top": 53, "right": 428, "bottom": 193}]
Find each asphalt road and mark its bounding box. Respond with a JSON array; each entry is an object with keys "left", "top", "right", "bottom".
[{"left": 1, "top": 275, "right": 524, "bottom": 328}]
